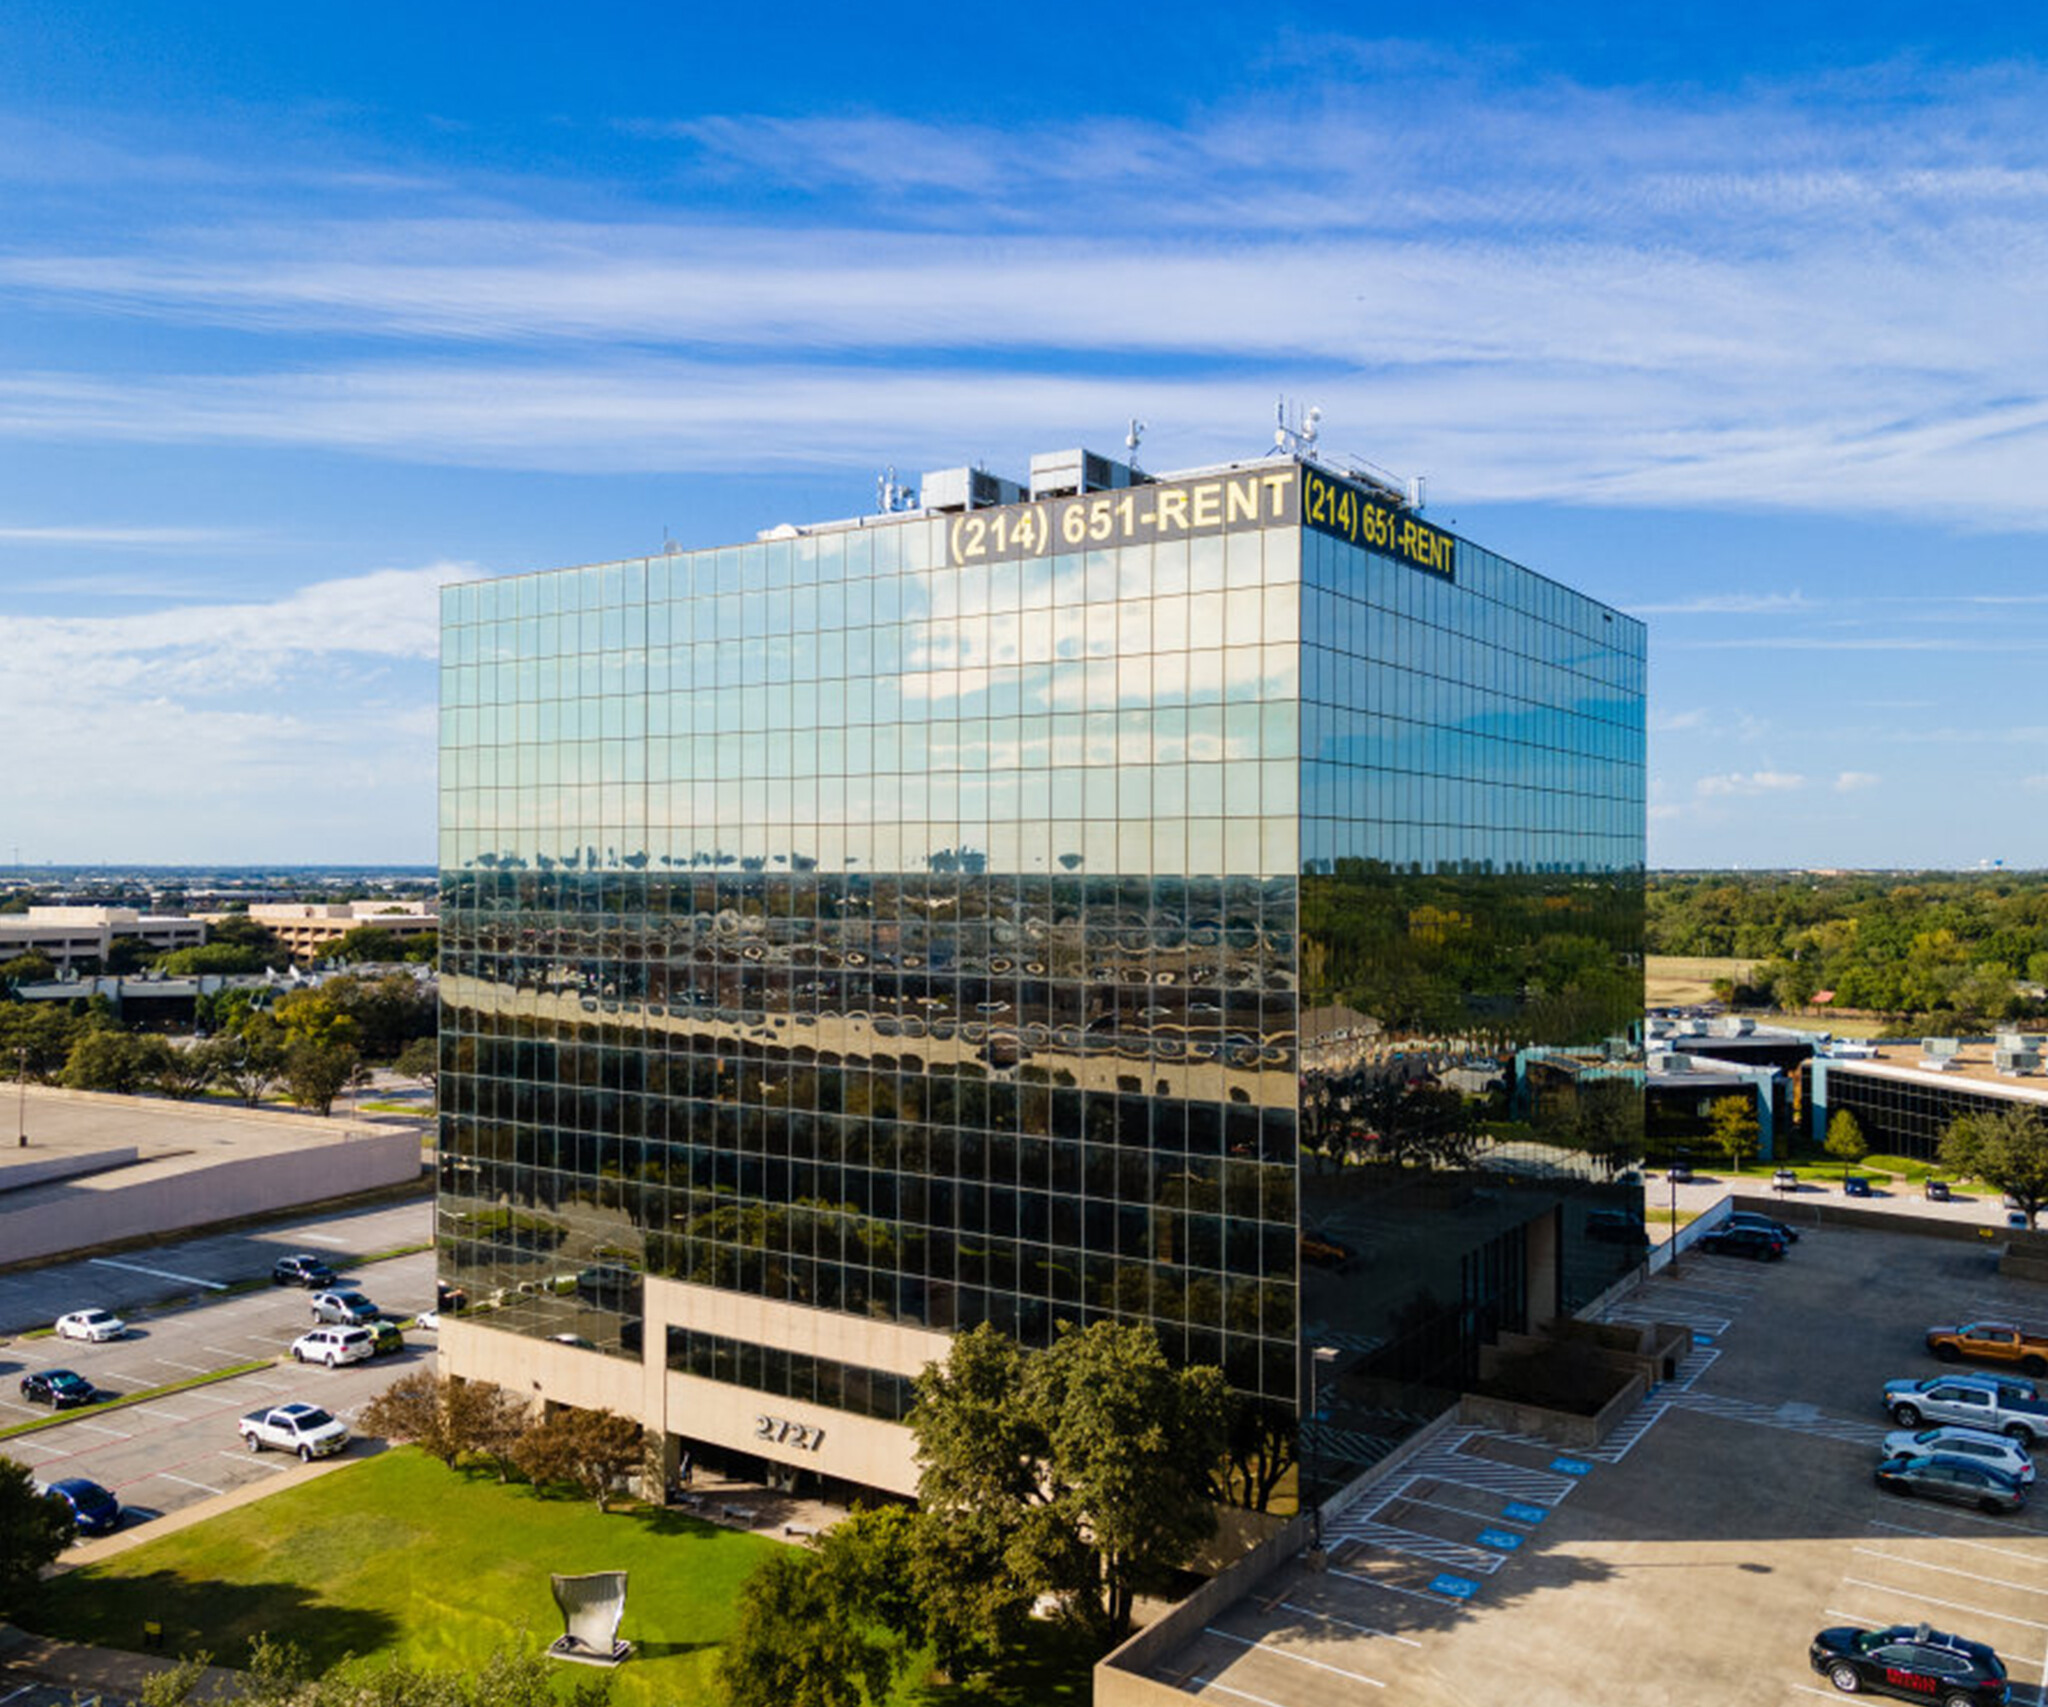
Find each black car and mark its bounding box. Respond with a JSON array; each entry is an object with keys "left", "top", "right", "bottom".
[
  {"left": 1926, "top": 1179, "right": 1955, "bottom": 1202},
  {"left": 21, "top": 1369, "right": 97, "bottom": 1408},
  {"left": 40, "top": 1477, "right": 122, "bottom": 1538},
  {"left": 1725, "top": 1210, "right": 1800, "bottom": 1244},
  {"left": 1586, "top": 1210, "right": 1651, "bottom": 1248},
  {"left": 1695, "top": 1225, "right": 1786, "bottom": 1261},
  {"left": 1810, "top": 1621, "right": 2007, "bottom": 1704},
  {"left": 273, "top": 1254, "right": 338, "bottom": 1288}
]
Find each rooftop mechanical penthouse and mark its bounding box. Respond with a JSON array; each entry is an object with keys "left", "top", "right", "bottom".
[{"left": 435, "top": 442, "right": 1647, "bottom": 1511}]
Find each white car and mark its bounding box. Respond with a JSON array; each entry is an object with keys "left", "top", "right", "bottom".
[
  {"left": 413, "top": 1310, "right": 440, "bottom": 1331},
  {"left": 1883, "top": 1424, "right": 2037, "bottom": 1484},
  {"left": 54, "top": 1308, "right": 127, "bottom": 1342},
  {"left": 290, "top": 1326, "right": 375, "bottom": 1367}
]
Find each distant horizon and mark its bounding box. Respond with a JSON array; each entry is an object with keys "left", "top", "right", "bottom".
[
  {"left": 3, "top": 862, "right": 2042, "bottom": 880},
  {"left": 2, "top": 6, "right": 2043, "bottom": 867}
]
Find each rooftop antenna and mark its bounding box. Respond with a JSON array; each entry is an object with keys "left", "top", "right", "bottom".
[
  {"left": 1125, "top": 418, "right": 1148, "bottom": 472},
  {"left": 875, "top": 465, "right": 916, "bottom": 514},
  {"left": 1273, "top": 397, "right": 1322, "bottom": 458},
  {"left": 661, "top": 527, "right": 680, "bottom": 558}
]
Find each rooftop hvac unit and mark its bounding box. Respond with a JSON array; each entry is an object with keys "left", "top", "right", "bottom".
[
  {"left": 1922, "top": 1036, "right": 1962, "bottom": 1058},
  {"left": 1994, "top": 1048, "right": 2041, "bottom": 1074},
  {"left": 920, "top": 466, "right": 1026, "bottom": 512},
  {"left": 1027, "top": 448, "right": 1149, "bottom": 499}
]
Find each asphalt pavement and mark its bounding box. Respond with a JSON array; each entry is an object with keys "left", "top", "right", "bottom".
[
  {"left": 0, "top": 1202, "right": 436, "bottom": 1535},
  {"left": 0, "top": 1198, "right": 431, "bottom": 1334}
]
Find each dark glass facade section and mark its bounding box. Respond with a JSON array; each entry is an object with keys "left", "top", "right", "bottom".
[
  {"left": 666, "top": 1327, "right": 916, "bottom": 1423},
  {"left": 437, "top": 457, "right": 1646, "bottom": 1500}
]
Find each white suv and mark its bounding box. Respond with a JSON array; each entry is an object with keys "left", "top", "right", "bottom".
[{"left": 290, "top": 1326, "right": 375, "bottom": 1367}]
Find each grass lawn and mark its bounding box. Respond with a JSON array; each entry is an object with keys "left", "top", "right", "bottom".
[
  {"left": 25, "top": 1449, "right": 781, "bottom": 1705},
  {"left": 23, "top": 1449, "right": 1101, "bottom": 1706}
]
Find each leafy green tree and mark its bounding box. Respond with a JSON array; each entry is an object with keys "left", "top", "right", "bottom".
[
  {"left": 1942, "top": 1106, "right": 2048, "bottom": 1229},
  {"left": 103, "top": 935, "right": 151, "bottom": 974},
  {"left": 1209, "top": 1392, "right": 1297, "bottom": 1513},
  {"left": 394, "top": 1036, "right": 439, "bottom": 1093},
  {"left": 281, "top": 1039, "right": 363, "bottom": 1116},
  {"left": 154, "top": 942, "right": 273, "bottom": 976},
  {"left": 717, "top": 1548, "right": 876, "bottom": 1707},
  {"left": 403, "top": 929, "right": 439, "bottom": 964},
  {"left": 0, "top": 1003, "right": 82, "bottom": 1078},
  {"left": 0, "top": 1453, "right": 73, "bottom": 1614},
  {"left": 1823, "top": 1109, "right": 1869, "bottom": 1180},
  {"left": 270, "top": 985, "right": 363, "bottom": 1052},
  {"left": 510, "top": 1406, "right": 641, "bottom": 1510},
  {"left": 0, "top": 949, "right": 55, "bottom": 988},
  {"left": 911, "top": 1318, "right": 1226, "bottom": 1646},
  {"left": 202, "top": 1024, "right": 287, "bottom": 1105},
  {"left": 149, "top": 1041, "right": 218, "bottom": 1100},
  {"left": 141, "top": 1636, "right": 610, "bottom": 1707},
  {"left": 61, "top": 1028, "right": 163, "bottom": 1094},
  {"left": 1707, "top": 1095, "right": 1761, "bottom": 1173},
  {"left": 326, "top": 925, "right": 407, "bottom": 964}
]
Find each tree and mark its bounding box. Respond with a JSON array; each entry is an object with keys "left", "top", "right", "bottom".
[
  {"left": 1708, "top": 1095, "right": 1761, "bottom": 1173},
  {"left": 137, "top": 1636, "right": 611, "bottom": 1707},
  {"left": 1942, "top": 1105, "right": 2048, "bottom": 1229},
  {"left": 270, "top": 985, "right": 363, "bottom": 1052},
  {"left": 510, "top": 1406, "right": 642, "bottom": 1509},
  {"left": 103, "top": 935, "right": 150, "bottom": 975},
  {"left": 0, "top": 1453, "right": 73, "bottom": 1614},
  {"left": 0, "top": 1004, "right": 83, "bottom": 1079},
  {"left": 197, "top": 1028, "right": 285, "bottom": 1105},
  {"left": 154, "top": 942, "right": 273, "bottom": 976},
  {"left": 282, "top": 1039, "right": 362, "bottom": 1116},
  {"left": 394, "top": 1036, "right": 439, "bottom": 1094},
  {"left": 1210, "top": 1393, "right": 1298, "bottom": 1513},
  {"left": 0, "top": 949, "right": 55, "bottom": 988},
  {"left": 61, "top": 1027, "right": 161, "bottom": 1094},
  {"left": 1824, "top": 1109, "right": 1869, "bottom": 1180},
  {"left": 445, "top": 1378, "right": 532, "bottom": 1481},
  {"left": 716, "top": 1548, "right": 874, "bottom": 1707},
  {"left": 910, "top": 1318, "right": 1227, "bottom": 1647},
  {"left": 359, "top": 1370, "right": 460, "bottom": 1466},
  {"left": 327, "top": 925, "right": 406, "bottom": 964},
  {"left": 150, "top": 1041, "right": 218, "bottom": 1101}
]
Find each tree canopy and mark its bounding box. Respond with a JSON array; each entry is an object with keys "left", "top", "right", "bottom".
[{"left": 1941, "top": 1105, "right": 2048, "bottom": 1228}]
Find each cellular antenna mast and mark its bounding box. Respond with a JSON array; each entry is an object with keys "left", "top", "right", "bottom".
[
  {"left": 1125, "top": 418, "right": 1148, "bottom": 473},
  {"left": 1273, "top": 397, "right": 1322, "bottom": 458}
]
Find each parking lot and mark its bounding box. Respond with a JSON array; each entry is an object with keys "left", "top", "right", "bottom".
[
  {"left": 1139, "top": 1216, "right": 2048, "bottom": 1705},
  {"left": 0, "top": 1204, "right": 436, "bottom": 1534}
]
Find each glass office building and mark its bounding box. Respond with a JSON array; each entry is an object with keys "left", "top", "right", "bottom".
[{"left": 437, "top": 450, "right": 1646, "bottom": 1507}]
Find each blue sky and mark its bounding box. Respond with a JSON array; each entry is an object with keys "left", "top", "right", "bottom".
[{"left": 2, "top": 1, "right": 2045, "bottom": 869}]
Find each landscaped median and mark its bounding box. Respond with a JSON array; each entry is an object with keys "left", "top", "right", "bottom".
[{"left": 0, "top": 1359, "right": 278, "bottom": 1443}]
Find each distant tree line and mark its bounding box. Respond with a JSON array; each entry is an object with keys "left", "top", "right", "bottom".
[
  {"left": 1651, "top": 871, "right": 2048, "bottom": 1027},
  {"left": 0, "top": 972, "right": 436, "bottom": 1115}
]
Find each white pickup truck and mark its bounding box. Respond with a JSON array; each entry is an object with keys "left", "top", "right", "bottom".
[{"left": 239, "top": 1402, "right": 351, "bottom": 1460}]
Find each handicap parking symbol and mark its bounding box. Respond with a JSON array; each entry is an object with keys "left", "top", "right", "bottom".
[
  {"left": 1692, "top": 1331, "right": 1715, "bottom": 1346},
  {"left": 1549, "top": 1456, "right": 1592, "bottom": 1476},
  {"left": 1476, "top": 1528, "right": 1524, "bottom": 1551},
  {"left": 1501, "top": 1500, "right": 1548, "bottom": 1524},
  {"left": 1428, "top": 1573, "right": 1480, "bottom": 1600}
]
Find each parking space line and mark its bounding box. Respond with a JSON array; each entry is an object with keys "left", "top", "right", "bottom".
[
  {"left": 88, "top": 1257, "right": 226, "bottom": 1290},
  {"left": 226, "top": 1451, "right": 289, "bottom": 1472},
  {"left": 155, "top": 1359, "right": 214, "bottom": 1374},
  {"left": 1201, "top": 1627, "right": 1383, "bottom": 1688},
  {"left": 1843, "top": 1575, "right": 2048, "bottom": 1630},
  {"left": 1853, "top": 1544, "right": 2048, "bottom": 1598},
  {"left": 153, "top": 1473, "right": 222, "bottom": 1494},
  {"left": 64, "top": 1421, "right": 131, "bottom": 1439},
  {"left": 1178, "top": 1673, "right": 1291, "bottom": 1707},
  {"left": 1274, "top": 1599, "right": 1422, "bottom": 1647}
]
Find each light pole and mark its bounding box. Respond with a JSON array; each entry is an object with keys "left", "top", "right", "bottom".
[
  {"left": 1667, "top": 1146, "right": 1688, "bottom": 1276},
  {"left": 16, "top": 1044, "right": 27, "bottom": 1147},
  {"left": 1308, "top": 1345, "right": 1338, "bottom": 1552}
]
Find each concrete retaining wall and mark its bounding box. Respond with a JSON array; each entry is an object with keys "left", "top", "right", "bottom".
[
  {"left": 0, "top": 1127, "right": 421, "bottom": 1266},
  {"left": 1458, "top": 1370, "right": 1647, "bottom": 1448},
  {"left": 0, "top": 1146, "right": 139, "bottom": 1194}
]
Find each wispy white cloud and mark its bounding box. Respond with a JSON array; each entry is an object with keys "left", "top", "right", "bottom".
[
  {"left": 1834, "top": 771, "right": 1882, "bottom": 792},
  {"left": 2, "top": 63, "right": 2048, "bottom": 522},
  {"left": 0, "top": 523, "right": 257, "bottom": 547},
  {"left": 1697, "top": 770, "right": 1806, "bottom": 796},
  {"left": 1630, "top": 593, "right": 1816, "bottom": 615}
]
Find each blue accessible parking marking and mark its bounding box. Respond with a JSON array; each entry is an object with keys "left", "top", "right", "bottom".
[
  {"left": 1428, "top": 1573, "right": 1480, "bottom": 1600},
  {"left": 1501, "top": 1501, "right": 1548, "bottom": 1524},
  {"left": 1692, "top": 1331, "right": 1715, "bottom": 1346},
  {"left": 1475, "top": 1528, "right": 1524, "bottom": 1551},
  {"left": 1549, "top": 1456, "right": 1592, "bottom": 1476}
]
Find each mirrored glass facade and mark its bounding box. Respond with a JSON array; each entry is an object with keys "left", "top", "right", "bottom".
[{"left": 438, "top": 455, "right": 1646, "bottom": 1502}]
